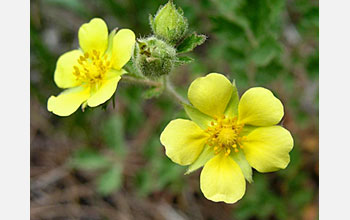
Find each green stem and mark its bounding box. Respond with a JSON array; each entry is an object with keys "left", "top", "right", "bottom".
[
  {"left": 163, "top": 76, "right": 189, "bottom": 106},
  {"left": 121, "top": 75, "right": 162, "bottom": 87},
  {"left": 121, "top": 75, "right": 188, "bottom": 106}
]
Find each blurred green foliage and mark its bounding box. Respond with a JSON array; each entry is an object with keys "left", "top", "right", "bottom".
[{"left": 31, "top": 0, "right": 318, "bottom": 219}]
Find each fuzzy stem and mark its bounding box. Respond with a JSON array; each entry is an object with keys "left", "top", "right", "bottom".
[
  {"left": 163, "top": 76, "right": 189, "bottom": 106},
  {"left": 121, "top": 75, "right": 162, "bottom": 87},
  {"left": 121, "top": 75, "right": 188, "bottom": 106}
]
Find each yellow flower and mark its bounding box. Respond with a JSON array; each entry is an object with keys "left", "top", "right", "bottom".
[
  {"left": 160, "top": 73, "right": 293, "bottom": 203},
  {"left": 47, "top": 18, "right": 135, "bottom": 116}
]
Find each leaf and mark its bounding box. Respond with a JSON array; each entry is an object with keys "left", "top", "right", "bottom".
[
  {"left": 135, "top": 168, "right": 154, "bottom": 196},
  {"left": 251, "top": 36, "right": 282, "bottom": 66},
  {"left": 174, "top": 56, "right": 194, "bottom": 66},
  {"left": 157, "top": 159, "right": 184, "bottom": 189},
  {"left": 71, "top": 148, "right": 110, "bottom": 170},
  {"left": 142, "top": 86, "right": 164, "bottom": 99},
  {"left": 97, "top": 165, "right": 123, "bottom": 195},
  {"left": 45, "top": 0, "right": 89, "bottom": 16},
  {"left": 176, "top": 32, "right": 206, "bottom": 53},
  {"left": 101, "top": 115, "right": 125, "bottom": 155}
]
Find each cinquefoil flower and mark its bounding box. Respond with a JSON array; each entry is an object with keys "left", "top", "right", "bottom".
[
  {"left": 47, "top": 18, "right": 135, "bottom": 116},
  {"left": 160, "top": 73, "right": 293, "bottom": 203}
]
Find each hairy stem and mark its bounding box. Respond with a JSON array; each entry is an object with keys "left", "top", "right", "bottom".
[
  {"left": 163, "top": 76, "right": 189, "bottom": 106},
  {"left": 121, "top": 75, "right": 162, "bottom": 87},
  {"left": 121, "top": 75, "right": 188, "bottom": 106}
]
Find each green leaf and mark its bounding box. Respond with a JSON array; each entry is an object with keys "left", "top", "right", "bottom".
[
  {"left": 176, "top": 32, "right": 206, "bottom": 53},
  {"left": 45, "top": 0, "right": 88, "bottom": 16},
  {"left": 101, "top": 115, "right": 125, "bottom": 155},
  {"left": 174, "top": 56, "right": 194, "bottom": 66},
  {"left": 71, "top": 148, "right": 110, "bottom": 170},
  {"left": 135, "top": 169, "right": 153, "bottom": 196},
  {"left": 224, "top": 79, "right": 239, "bottom": 117},
  {"left": 251, "top": 36, "right": 281, "bottom": 67},
  {"left": 183, "top": 103, "right": 213, "bottom": 130},
  {"left": 157, "top": 159, "right": 184, "bottom": 189},
  {"left": 97, "top": 165, "right": 123, "bottom": 195},
  {"left": 142, "top": 86, "right": 164, "bottom": 99}
]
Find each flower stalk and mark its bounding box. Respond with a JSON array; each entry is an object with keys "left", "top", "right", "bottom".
[
  {"left": 121, "top": 75, "right": 162, "bottom": 87},
  {"left": 121, "top": 74, "right": 188, "bottom": 106},
  {"left": 163, "top": 76, "right": 189, "bottom": 105}
]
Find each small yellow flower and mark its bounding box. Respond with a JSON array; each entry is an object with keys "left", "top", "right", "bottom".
[
  {"left": 160, "top": 73, "right": 294, "bottom": 203},
  {"left": 47, "top": 18, "right": 135, "bottom": 116}
]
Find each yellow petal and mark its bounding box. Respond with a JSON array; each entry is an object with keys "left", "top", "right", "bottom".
[
  {"left": 160, "top": 119, "right": 209, "bottom": 166},
  {"left": 188, "top": 73, "right": 233, "bottom": 118},
  {"left": 78, "top": 18, "right": 108, "bottom": 54},
  {"left": 238, "top": 87, "right": 284, "bottom": 126},
  {"left": 87, "top": 71, "right": 122, "bottom": 107},
  {"left": 200, "top": 154, "right": 246, "bottom": 203},
  {"left": 243, "top": 126, "right": 294, "bottom": 172},
  {"left": 54, "top": 50, "right": 83, "bottom": 89},
  {"left": 47, "top": 86, "right": 90, "bottom": 117},
  {"left": 112, "top": 29, "right": 136, "bottom": 70}
]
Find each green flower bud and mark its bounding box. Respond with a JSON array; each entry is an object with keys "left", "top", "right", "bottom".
[
  {"left": 150, "top": 0, "right": 188, "bottom": 45},
  {"left": 133, "top": 36, "right": 177, "bottom": 78}
]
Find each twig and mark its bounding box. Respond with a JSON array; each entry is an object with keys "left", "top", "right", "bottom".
[{"left": 31, "top": 165, "right": 68, "bottom": 190}]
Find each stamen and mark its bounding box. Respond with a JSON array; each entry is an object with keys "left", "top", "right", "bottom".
[
  {"left": 225, "top": 148, "right": 231, "bottom": 156},
  {"left": 205, "top": 115, "right": 245, "bottom": 156},
  {"left": 73, "top": 50, "right": 112, "bottom": 85}
]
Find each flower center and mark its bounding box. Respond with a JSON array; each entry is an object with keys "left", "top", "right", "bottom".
[
  {"left": 73, "top": 50, "right": 112, "bottom": 86},
  {"left": 218, "top": 128, "right": 237, "bottom": 146},
  {"left": 205, "top": 116, "right": 246, "bottom": 156}
]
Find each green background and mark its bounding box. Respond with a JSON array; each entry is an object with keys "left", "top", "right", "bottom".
[{"left": 31, "top": 0, "right": 319, "bottom": 219}]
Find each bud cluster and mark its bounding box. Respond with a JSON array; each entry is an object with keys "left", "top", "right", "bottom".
[{"left": 132, "top": 1, "right": 205, "bottom": 79}]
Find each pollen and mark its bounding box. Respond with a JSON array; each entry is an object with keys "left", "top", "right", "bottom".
[
  {"left": 205, "top": 116, "right": 246, "bottom": 156},
  {"left": 73, "top": 50, "right": 112, "bottom": 86}
]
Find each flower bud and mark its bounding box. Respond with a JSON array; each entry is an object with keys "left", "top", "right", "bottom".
[
  {"left": 133, "top": 36, "right": 177, "bottom": 78},
  {"left": 150, "top": 1, "right": 188, "bottom": 45}
]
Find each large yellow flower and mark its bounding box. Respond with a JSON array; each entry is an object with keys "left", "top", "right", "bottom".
[
  {"left": 47, "top": 18, "right": 135, "bottom": 116},
  {"left": 160, "top": 73, "right": 293, "bottom": 203}
]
